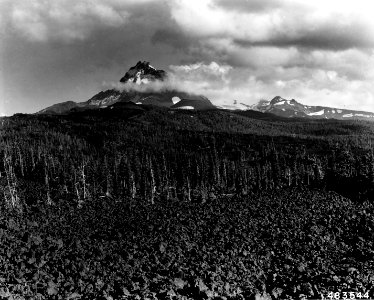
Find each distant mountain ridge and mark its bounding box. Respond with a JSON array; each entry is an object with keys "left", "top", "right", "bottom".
[
  {"left": 37, "top": 61, "right": 374, "bottom": 121},
  {"left": 245, "top": 96, "right": 374, "bottom": 121}
]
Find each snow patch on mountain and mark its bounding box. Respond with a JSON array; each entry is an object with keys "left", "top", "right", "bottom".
[
  {"left": 354, "top": 114, "right": 373, "bottom": 118},
  {"left": 172, "top": 97, "right": 181, "bottom": 104},
  {"left": 343, "top": 113, "right": 353, "bottom": 118},
  {"left": 175, "top": 106, "right": 194, "bottom": 110},
  {"left": 308, "top": 110, "right": 325, "bottom": 116}
]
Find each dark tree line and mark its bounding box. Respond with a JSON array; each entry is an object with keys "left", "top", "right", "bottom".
[{"left": 1, "top": 110, "right": 374, "bottom": 211}]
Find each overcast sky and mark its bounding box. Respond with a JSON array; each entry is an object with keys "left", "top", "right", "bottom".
[{"left": 1, "top": 0, "right": 374, "bottom": 115}]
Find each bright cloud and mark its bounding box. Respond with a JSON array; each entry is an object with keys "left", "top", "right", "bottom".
[
  {"left": 4, "top": 0, "right": 130, "bottom": 42},
  {"left": 170, "top": 0, "right": 374, "bottom": 49},
  {"left": 169, "top": 62, "right": 232, "bottom": 84}
]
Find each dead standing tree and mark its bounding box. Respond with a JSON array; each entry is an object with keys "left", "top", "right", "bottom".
[{"left": 2, "top": 149, "right": 23, "bottom": 212}]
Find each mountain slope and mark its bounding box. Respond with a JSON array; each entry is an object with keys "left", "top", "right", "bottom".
[
  {"left": 37, "top": 101, "right": 82, "bottom": 114},
  {"left": 86, "top": 89, "right": 122, "bottom": 107}
]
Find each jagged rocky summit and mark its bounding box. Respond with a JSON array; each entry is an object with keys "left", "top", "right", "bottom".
[{"left": 119, "top": 61, "right": 167, "bottom": 84}]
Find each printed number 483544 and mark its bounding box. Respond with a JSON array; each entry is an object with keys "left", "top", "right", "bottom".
[{"left": 322, "top": 291, "right": 370, "bottom": 300}]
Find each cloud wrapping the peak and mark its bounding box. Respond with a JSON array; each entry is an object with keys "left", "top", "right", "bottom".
[
  {"left": 107, "top": 61, "right": 233, "bottom": 95},
  {"left": 169, "top": 62, "right": 232, "bottom": 84}
]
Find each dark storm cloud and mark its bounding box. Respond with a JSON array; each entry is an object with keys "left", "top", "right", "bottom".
[
  {"left": 151, "top": 28, "right": 226, "bottom": 65},
  {"left": 151, "top": 27, "right": 194, "bottom": 51},
  {"left": 169, "top": 0, "right": 374, "bottom": 53},
  {"left": 233, "top": 20, "right": 374, "bottom": 51},
  {"left": 214, "top": 0, "right": 283, "bottom": 13}
]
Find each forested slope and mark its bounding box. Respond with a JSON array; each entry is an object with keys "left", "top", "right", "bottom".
[{"left": 1, "top": 108, "right": 374, "bottom": 208}]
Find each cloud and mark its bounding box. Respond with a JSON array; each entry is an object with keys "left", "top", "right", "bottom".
[
  {"left": 233, "top": 20, "right": 374, "bottom": 50},
  {"left": 151, "top": 27, "right": 196, "bottom": 51},
  {"left": 168, "top": 0, "right": 374, "bottom": 51},
  {"left": 4, "top": 0, "right": 131, "bottom": 42},
  {"left": 1, "top": 0, "right": 374, "bottom": 115},
  {"left": 169, "top": 62, "right": 232, "bottom": 83},
  {"left": 214, "top": 0, "right": 283, "bottom": 13}
]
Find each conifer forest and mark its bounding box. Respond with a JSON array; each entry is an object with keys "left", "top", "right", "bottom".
[{"left": 1, "top": 107, "right": 374, "bottom": 299}]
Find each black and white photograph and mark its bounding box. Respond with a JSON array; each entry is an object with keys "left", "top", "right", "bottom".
[{"left": 1, "top": 0, "right": 374, "bottom": 299}]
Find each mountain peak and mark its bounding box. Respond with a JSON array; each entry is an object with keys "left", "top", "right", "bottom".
[
  {"left": 135, "top": 61, "right": 153, "bottom": 68},
  {"left": 119, "top": 61, "right": 166, "bottom": 84},
  {"left": 270, "top": 96, "right": 286, "bottom": 105},
  {"left": 248, "top": 96, "right": 374, "bottom": 120}
]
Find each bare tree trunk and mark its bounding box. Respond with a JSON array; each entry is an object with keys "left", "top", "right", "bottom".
[
  {"left": 3, "top": 151, "right": 22, "bottom": 212},
  {"left": 187, "top": 177, "right": 191, "bottom": 202},
  {"left": 44, "top": 156, "right": 52, "bottom": 206},
  {"left": 149, "top": 160, "right": 155, "bottom": 205}
]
